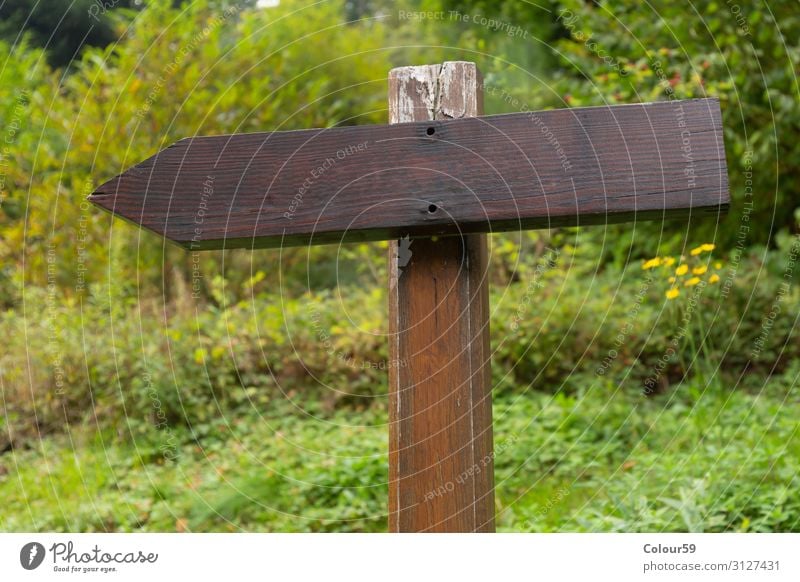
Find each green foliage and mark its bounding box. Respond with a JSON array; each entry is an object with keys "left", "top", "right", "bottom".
[
  {"left": 490, "top": 241, "right": 800, "bottom": 396},
  {"left": 0, "top": 0, "right": 122, "bottom": 68},
  {"left": 3, "top": 240, "right": 797, "bottom": 450},
  {"left": 2, "top": 386, "right": 798, "bottom": 532},
  {"left": 1, "top": 0, "right": 402, "bottom": 304},
  {"left": 548, "top": 0, "right": 800, "bottom": 253},
  {"left": 495, "top": 386, "right": 800, "bottom": 533}
]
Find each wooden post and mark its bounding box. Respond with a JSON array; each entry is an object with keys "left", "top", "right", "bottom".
[{"left": 387, "top": 62, "right": 495, "bottom": 532}]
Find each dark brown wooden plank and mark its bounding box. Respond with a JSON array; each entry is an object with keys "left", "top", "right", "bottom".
[
  {"left": 90, "top": 97, "right": 728, "bottom": 250},
  {"left": 387, "top": 62, "right": 494, "bottom": 533}
]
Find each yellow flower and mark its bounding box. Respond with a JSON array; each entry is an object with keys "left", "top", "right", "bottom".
[
  {"left": 685, "top": 277, "right": 701, "bottom": 286},
  {"left": 691, "top": 243, "right": 716, "bottom": 255},
  {"left": 693, "top": 265, "right": 707, "bottom": 275},
  {"left": 714, "top": 262, "right": 722, "bottom": 269},
  {"left": 642, "top": 257, "right": 662, "bottom": 270},
  {"left": 664, "top": 257, "right": 676, "bottom": 266},
  {"left": 666, "top": 288, "right": 680, "bottom": 299},
  {"left": 709, "top": 274, "right": 720, "bottom": 284},
  {"left": 675, "top": 264, "right": 689, "bottom": 276},
  {"left": 668, "top": 276, "right": 676, "bottom": 283}
]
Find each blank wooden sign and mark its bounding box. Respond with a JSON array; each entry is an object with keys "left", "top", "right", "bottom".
[{"left": 90, "top": 98, "right": 728, "bottom": 250}]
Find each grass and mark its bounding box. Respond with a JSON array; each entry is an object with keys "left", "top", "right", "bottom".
[{"left": 2, "top": 374, "right": 798, "bottom": 533}]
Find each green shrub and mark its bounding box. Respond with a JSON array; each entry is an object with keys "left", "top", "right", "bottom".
[{"left": 548, "top": 0, "right": 800, "bottom": 253}]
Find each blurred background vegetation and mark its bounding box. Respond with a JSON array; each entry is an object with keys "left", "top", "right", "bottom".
[{"left": 0, "top": 0, "right": 798, "bottom": 532}]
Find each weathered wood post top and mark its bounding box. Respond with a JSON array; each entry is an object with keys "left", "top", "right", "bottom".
[{"left": 89, "top": 61, "right": 729, "bottom": 532}]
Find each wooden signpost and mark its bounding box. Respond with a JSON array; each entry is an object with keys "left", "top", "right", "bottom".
[{"left": 90, "top": 61, "right": 729, "bottom": 532}]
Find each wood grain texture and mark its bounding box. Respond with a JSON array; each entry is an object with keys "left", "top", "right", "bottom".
[
  {"left": 388, "top": 62, "right": 494, "bottom": 533},
  {"left": 89, "top": 96, "right": 729, "bottom": 250}
]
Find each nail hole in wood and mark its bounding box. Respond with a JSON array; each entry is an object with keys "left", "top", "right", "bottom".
[
  {"left": 426, "top": 127, "right": 435, "bottom": 136},
  {"left": 428, "top": 204, "right": 438, "bottom": 213}
]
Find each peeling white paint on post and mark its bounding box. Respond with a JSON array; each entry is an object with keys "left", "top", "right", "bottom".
[
  {"left": 438, "top": 62, "right": 483, "bottom": 120},
  {"left": 387, "top": 62, "right": 483, "bottom": 123},
  {"left": 388, "top": 64, "right": 440, "bottom": 123}
]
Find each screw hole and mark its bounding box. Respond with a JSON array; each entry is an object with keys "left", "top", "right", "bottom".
[
  {"left": 426, "top": 127, "right": 435, "bottom": 136},
  {"left": 427, "top": 204, "right": 438, "bottom": 214}
]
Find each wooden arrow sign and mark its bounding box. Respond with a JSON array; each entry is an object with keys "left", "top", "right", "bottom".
[
  {"left": 89, "top": 61, "right": 731, "bottom": 533},
  {"left": 90, "top": 98, "right": 728, "bottom": 250}
]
